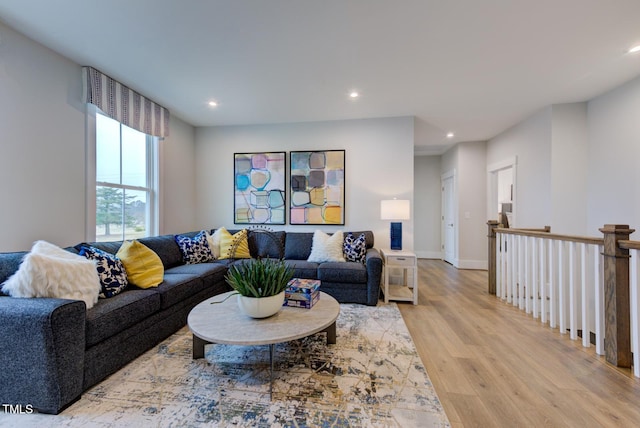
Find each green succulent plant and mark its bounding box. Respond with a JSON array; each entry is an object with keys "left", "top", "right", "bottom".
[{"left": 225, "top": 258, "right": 294, "bottom": 298}]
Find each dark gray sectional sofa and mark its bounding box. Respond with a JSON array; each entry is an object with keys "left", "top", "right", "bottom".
[{"left": 0, "top": 229, "right": 382, "bottom": 414}]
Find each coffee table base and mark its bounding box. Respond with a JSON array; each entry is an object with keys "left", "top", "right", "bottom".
[{"left": 192, "top": 321, "right": 337, "bottom": 399}]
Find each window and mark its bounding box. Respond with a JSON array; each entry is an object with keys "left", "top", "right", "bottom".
[{"left": 93, "top": 112, "right": 158, "bottom": 241}]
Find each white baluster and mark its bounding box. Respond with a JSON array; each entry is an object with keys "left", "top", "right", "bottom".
[
  {"left": 559, "top": 241, "right": 567, "bottom": 334},
  {"left": 518, "top": 235, "right": 524, "bottom": 310},
  {"left": 594, "top": 245, "right": 604, "bottom": 355},
  {"left": 525, "top": 236, "right": 531, "bottom": 314},
  {"left": 581, "top": 243, "right": 590, "bottom": 348},
  {"left": 496, "top": 233, "right": 502, "bottom": 298},
  {"left": 540, "top": 238, "right": 547, "bottom": 324},
  {"left": 511, "top": 234, "right": 517, "bottom": 306},
  {"left": 630, "top": 249, "right": 640, "bottom": 377},
  {"left": 549, "top": 239, "right": 557, "bottom": 329},
  {"left": 532, "top": 237, "right": 539, "bottom": 319},
  {"left": 501, "top": 234, "right": 508, "bottom": 300},
  {"left": 569, "top": 242, "right": 578, "bottom": 340},
  {"left": 507, "top": 234, "right": 514, "bottom": 304}
]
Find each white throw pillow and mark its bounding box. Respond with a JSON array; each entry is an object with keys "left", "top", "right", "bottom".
[
  {"left": 307, "top": 230, "right": 346, "bottom": 263},
  {"left": 1, "top": 240, "right": 101, "bottom": 309},
  {"left": 206, "top": 228, "right": 224, "bottom": 259}
]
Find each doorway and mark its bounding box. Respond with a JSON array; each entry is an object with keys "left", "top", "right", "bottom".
[
  {"left": 441, "top": 170, "right": 456, "bottom": 265},
  {"left": 488, "top": 157, "right": 517, "bottom": 227}
]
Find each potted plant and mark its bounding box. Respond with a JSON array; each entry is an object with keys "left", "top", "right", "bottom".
[{"left": 225, "top": 258, "right": 294, "bottom": 318}]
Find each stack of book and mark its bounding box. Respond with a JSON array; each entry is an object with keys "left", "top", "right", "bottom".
[{"left": 284, "top": 278, "right": 320, "bottom": 309}]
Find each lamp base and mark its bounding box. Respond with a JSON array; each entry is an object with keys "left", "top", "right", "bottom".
[{"left": 390, "top": 222, "right": 402, "bottom": 250}]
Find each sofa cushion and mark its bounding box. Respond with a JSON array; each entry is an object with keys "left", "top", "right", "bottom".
[
  {"left": 175, "top": 231, "right": 215, "bottom": 264},
  {"left": 284, "top": 233, "right": 314, "bottom": 260},
  {"left": 116, "top": 240, "right": 164, "bottom": 289},
  {"left": 347, "top": 230, "right": 375, "bottom": 249},
  {"left": 284, "top": 260, "right": 319, "bottom": 279},
  {"left": 137, "top": 234, "right": 184, "bottom": 269},
  {"left": 166, "top": 262, "right": 227, "bottom": 283},
  {"left": 85, "top": 289, "right": 161, "bottom": 346},
  {"left": 155, "top": 274, "right": 205, "bottom": 310},
  {"left": 318, "top": 261, "right": 367, "bottom": 283},
  {"left": 0, "top": 251, "right": 27, "bottom": 291},
  {"left": 248, "top": 230, "right": 286, "bottom": 259}
]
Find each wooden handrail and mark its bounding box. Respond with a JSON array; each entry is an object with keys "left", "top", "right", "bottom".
[
  {"left": 618, "top": 239, "right": 640, "bottom": 250},
  {"left": 495, "top": 227, "right": 604, "bottom": 246}
]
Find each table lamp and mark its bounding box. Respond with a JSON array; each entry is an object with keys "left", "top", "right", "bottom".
[{"left": 380, "top": 199, "right": 410, "bottom": 250}]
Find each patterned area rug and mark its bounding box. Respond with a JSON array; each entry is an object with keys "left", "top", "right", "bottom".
[{"left": 1, "top": 303, "right": 449, "bottom": 427}]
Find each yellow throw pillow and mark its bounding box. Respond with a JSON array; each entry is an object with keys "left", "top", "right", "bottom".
[
  {"left": 116, "top": 240, "right": 164, "bottom": 288},
  {"left": 218, "top": 228, "right": 251, "bottom": 259}
]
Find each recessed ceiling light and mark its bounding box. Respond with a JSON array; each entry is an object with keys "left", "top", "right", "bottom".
[
  {"left": 208, "top": 100, "right": 218, "bottom": 107},
  {"left": 446, "top": 132, "right": 454, "bottom": 138},
  {"left": 628, "top": 45, "right": 640, "bottom": 54},
  {"left": 349, "top": 91, "right": 359, "bottom": 99}
]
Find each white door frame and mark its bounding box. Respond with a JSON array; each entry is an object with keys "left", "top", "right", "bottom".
[
  {"left": 487, "top": 156, "right": 517, "bottom": 227},
  {"left": 441, "top": 169, "right": 457, "bottom": 266}
]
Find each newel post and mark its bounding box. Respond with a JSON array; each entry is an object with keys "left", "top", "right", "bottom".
[
  {"left": 487, "top": 220, "right": 499, "bottom": 295},
  {"left": 599, "top": 224, "right": 634, "bottom": 367}
]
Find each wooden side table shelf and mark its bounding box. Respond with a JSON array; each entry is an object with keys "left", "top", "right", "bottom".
[{"left": 380, "top": 249, "right": 418, "bottom": 305}]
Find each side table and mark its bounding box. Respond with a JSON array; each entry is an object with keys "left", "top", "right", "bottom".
[{"left": 380, "top": 248, "right": 418, "bottom": 305}]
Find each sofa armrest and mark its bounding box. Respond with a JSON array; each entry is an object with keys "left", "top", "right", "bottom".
[
  {"left": 365, "top": 248, "right": 383, "bottom": 306},
  {"left": 0, "top": 297, "right": 86, "bottom": 414}
]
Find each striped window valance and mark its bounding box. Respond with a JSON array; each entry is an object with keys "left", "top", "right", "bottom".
[{"left": 82, "top": 66, "right": 170, "bottom": 137}]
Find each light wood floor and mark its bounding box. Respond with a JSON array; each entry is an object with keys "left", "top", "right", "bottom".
[{"left": 397, "top": 259, "right": 640, "bottom": 428}]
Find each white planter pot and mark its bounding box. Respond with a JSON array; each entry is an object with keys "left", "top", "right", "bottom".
[{"left": 237, "top": 291, "right": 285, "bottom": 318}]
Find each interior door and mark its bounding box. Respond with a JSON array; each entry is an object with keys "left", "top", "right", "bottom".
[{"left": 442, "top": 174, "right": 456, "bottom": 265}]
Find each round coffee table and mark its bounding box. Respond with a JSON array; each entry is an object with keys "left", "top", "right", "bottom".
[{"left": 187, "top": 290, "right": 340, "bottom": 396}]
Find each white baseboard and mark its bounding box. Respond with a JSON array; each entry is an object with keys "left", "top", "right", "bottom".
[
  {"left": 412, "top": 253, "right": 488, "bottom": 270},
  {"left": 457, "top": 259, "right": 487, "bottom": 270},
  {"left": 415, "top": 250, "right": 442, "bottom": 259}
]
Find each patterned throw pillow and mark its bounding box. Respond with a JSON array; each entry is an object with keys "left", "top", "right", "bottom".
[
  {"left": 343, "top": 232, "right": 367, "bottom": 264},
  {"left": 79, "top": 246, "right": 128, "bottom": 298},
  {"left": 175, "top": 231, "right": 215, "bottom": 264},
  {"left": 218, "top": 228, "right": 251, "bottom": 259}
]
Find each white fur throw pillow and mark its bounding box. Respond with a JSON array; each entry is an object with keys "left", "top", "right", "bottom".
[
  {"left": 307, "top": 230, "right": 346, "bottom": 263},
  {"left": 1, "top": 240, "right": 101, "bottom": 309}
]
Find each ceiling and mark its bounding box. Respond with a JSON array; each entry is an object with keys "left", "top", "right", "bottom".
[{"left": 1, "top": 1, "right": 640, "bottom": 155}]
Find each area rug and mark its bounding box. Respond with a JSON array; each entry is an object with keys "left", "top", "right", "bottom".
[{"left": 0, "top": 303, "right": 450, "bottom": 427}]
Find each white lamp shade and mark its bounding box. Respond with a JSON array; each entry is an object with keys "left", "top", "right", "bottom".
[{"left": 380, "top": 199, "right": 410, "bottom": 220}]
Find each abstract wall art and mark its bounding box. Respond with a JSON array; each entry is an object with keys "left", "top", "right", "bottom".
[
  {"left": 234, "top": 152, "right": 286, "bottom": 224},
  {"left": 290, "top": 150, "right": 345, "bottom": 225}
]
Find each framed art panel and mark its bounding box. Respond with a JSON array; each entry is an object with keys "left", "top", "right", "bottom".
[
  {"left": 290, "top": 150, "right": 345, "bottom": 225},
  {"left": 234, "top": 152, "right": 286, "bottom": 224}
]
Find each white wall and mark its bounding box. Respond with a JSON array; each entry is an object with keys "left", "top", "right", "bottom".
[
  {"left": 586, "top": 75, "right": 640, "bottom": 234},
  {"left": 439, "top": 142, "right": 487, "bottom": 268},
  {"left": 160, "top": 115, "right": 198, "bottom": 235},
  {"left": 550, "top": 103, "right": 588, "bottom": 235},
  {"left": 457, "top": 141, "right": 487, "bottom": 268},
  {"left": 195, "top": 117, "right": 415, "bottom": 250},
  {"left": 0, "top": 21, "right": 86, "bottom": 251},
  {"left": 487, "top": 107, "right": 552, "bottom": 229},
  {"left": 0, "top": 21, "right": 198, "bottom": 251},
  {"left": 414, "top": 155, "right": 442, "bottom": 258}
]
